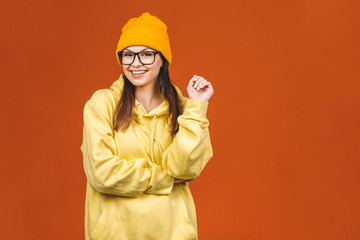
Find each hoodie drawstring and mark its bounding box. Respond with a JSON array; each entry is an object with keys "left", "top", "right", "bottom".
[{"left": 136, "top": 104, "right": 163, "bottom": 163}]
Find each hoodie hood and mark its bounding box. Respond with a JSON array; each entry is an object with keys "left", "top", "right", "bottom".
[{"left": 110, "top": 74, "right": 187, "bottom": 118}]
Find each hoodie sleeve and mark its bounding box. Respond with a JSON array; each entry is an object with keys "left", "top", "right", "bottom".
[
  {"left": 81, "top": 90, "right": 174, "bottom": 197},
  {"left": 162, "top": 99, "right": 213, "bottom": 180}
]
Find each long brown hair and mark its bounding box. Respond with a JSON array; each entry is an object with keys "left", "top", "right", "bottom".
[{"left": 112, "top": 53, "right": 182, "bottom": 136}]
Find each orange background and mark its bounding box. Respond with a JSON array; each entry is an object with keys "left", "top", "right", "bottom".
[{"left": 1, "top": 0, "right": 359, "bottom": 239}]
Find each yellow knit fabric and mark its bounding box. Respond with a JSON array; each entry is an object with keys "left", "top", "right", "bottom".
[
  {"left": 115, "top": 12, "right": 172, "bottom": 66},
  {"left": 81, "top": 74, "right": 213, "bottom": 239}
]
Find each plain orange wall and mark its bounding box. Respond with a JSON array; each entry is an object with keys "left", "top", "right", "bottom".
[{"left": 1, "top": 0, "right": 359, "bottom": 239}]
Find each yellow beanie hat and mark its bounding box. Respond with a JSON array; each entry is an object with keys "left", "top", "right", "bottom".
[{"left": 115, "top": 12, "right": 172, "bottom": 66}]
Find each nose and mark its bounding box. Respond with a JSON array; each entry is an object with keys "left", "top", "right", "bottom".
[{"left": 131, "top": 54, "right": 143, "bottom": 67}]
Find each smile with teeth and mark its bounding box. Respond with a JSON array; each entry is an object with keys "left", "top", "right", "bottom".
[
  {"left": 131, "top": 70, "right": 147, "bottom": 75},
  {"left": 130, "top": 70, "right": 147, "bottom": 78}
]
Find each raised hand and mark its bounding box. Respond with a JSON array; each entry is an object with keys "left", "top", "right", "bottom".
[{"left": 187, "top": 75, "right": 214, "bottom": 102}]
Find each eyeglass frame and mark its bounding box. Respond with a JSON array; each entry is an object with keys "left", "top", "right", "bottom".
[{"left": 117, "top": 50, "right": 160, "bottom": 65}]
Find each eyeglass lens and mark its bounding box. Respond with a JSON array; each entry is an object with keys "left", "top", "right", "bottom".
[{"left": 121, "top": 52, "right": 156, "bottom": 65}]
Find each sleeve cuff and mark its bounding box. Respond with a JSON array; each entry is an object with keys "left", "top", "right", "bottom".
[{"left": 182, "top": 99, "right": 209, "bottom": 119}]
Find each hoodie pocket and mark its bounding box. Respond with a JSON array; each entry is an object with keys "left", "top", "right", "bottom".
[
  {"left": 177, "top": 184, "right": 197, "bottom": 240},
  {"left": 90, "top": 198, "right": 110, "bottom": 240}
]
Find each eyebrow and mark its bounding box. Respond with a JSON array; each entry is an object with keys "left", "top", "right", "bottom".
[{"left": 123, "top": 47, "right": 151, "bottom": 52}]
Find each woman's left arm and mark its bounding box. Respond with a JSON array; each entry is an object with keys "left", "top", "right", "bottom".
[{"left": 162, "top": 75, "right": 214, "bottom": 180}]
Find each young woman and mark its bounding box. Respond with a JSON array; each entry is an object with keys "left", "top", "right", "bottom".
[{"left": 81, "top": 12, "right": 214, "bottom": 240}]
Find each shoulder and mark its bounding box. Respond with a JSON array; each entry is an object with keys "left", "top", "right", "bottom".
[
  {"left": 85, "top": 75, "right": 124, "bottom": 109},
  {"left": 89, "top": 89, "right": 117, "bottom": 105},
  {"left": 86, "top": 88, "right": 117, "bottom": 107},
  {"left": 83, "top": 88, "right": 118, "bottom": 118}
]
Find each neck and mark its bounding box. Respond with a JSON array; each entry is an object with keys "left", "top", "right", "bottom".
[{"left": 135, "top": 81, "right": 164, "bottom": 112}]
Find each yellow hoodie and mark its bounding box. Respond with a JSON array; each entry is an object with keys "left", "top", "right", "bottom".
[{"left": 80, "top": 74, "right": 213, "bottom": 240}]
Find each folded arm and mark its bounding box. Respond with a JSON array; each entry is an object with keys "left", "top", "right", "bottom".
[{"left": 81, "top": 90, "right": 174, "bottom": 197}]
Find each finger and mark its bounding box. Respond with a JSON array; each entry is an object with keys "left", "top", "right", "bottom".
[
  {"left": 189, "top": 75, "right": 200, "bottom": 88},
  {"left": 192, "top": 75, "right": 200, "bottom": 83},
  {"left": 204, "top": 81, "right": 212, "bottom": 90},
  {"left": 195, "top": 79, "right": 207, "bottom": 91},
  {"left": 193, "top": 77, "right": 205, "bottom": 88},
  {"left": 188, "top": 75, "right": 195, "bottom": 83},
  {"left": 197, "top": 79, "right": 208, "bottom": 89}
]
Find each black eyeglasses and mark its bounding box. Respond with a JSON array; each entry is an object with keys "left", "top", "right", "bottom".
[{"left": 117, "top": 51, "right": 159, "bottom": 65}]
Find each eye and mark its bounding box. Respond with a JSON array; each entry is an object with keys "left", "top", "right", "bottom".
[
  {"left": 141, "top": 52, "right": 154, "bottom": 57},
  {"left": 123, "top": 52, "right": 134, "bottom": 57}
]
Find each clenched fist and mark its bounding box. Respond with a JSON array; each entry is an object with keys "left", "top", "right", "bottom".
[{"left": 187, "top": 75, "right": 214, "bottom": 102}]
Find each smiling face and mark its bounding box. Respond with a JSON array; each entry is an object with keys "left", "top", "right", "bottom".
[{"left": 121, "top": 46, "right": 163, "bottom": 89}]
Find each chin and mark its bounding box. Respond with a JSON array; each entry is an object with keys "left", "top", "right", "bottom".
[
  {"left": 128, "top": 75, "right": 145, "bottom": 83},
  {"left": 126, "top": 73, "right": 150, "bottom": 84}
]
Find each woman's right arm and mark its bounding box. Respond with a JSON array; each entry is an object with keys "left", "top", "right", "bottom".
[{"left": 81, "top": 90, "right": 174, "bottom": 197}]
